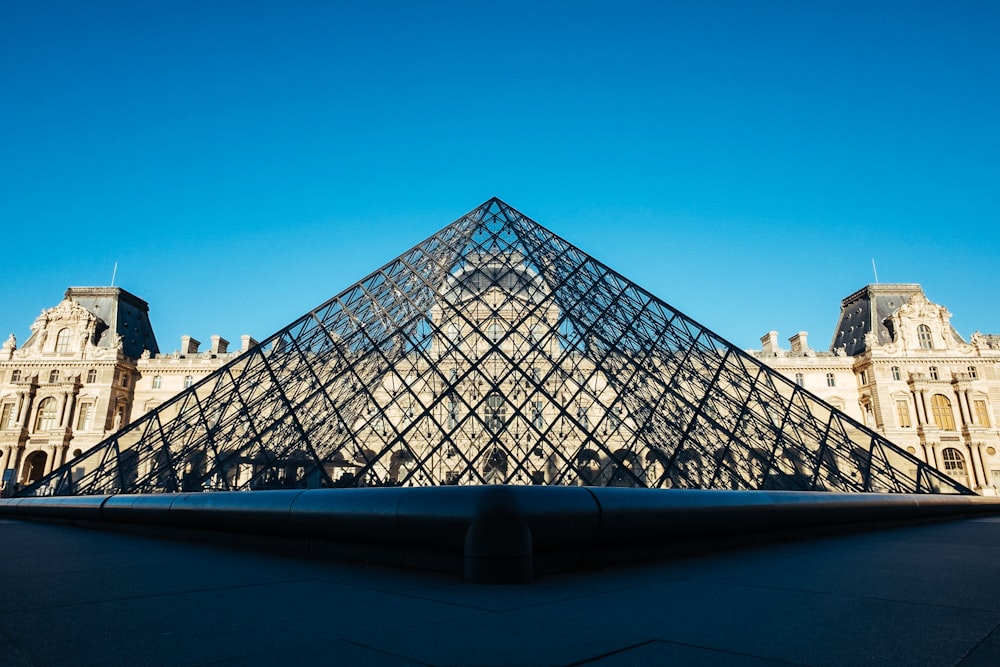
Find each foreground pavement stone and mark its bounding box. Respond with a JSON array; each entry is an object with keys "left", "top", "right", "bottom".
[{"left": 0, "top": 516, "right": 998, "bottom": 666}]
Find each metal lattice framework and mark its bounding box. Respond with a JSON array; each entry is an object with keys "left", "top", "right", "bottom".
[{"left": 21, "top": 199, "right": 971, "bottom": 496}]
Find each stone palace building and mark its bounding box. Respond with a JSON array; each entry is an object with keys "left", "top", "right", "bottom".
[
  {"left": 749, "top": 284, "right": 1000, "bottom": 494},
  {"left": 3, "top": 280, "right": 996, "bottom": 494}
]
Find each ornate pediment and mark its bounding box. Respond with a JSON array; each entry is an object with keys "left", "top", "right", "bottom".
[
  {"left": 895, "top": 292, "right": 950, "bottom": 323},
  {"left": 16, "top": 298, "right": 106, "bottom": 357}
]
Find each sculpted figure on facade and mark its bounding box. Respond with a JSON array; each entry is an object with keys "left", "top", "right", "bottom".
[{"left": 1, "top": 334, "right": 14, "bottom": 361}]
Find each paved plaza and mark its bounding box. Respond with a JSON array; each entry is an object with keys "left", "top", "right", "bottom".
[{"left": 0, "top": 516, "right": 998, "bottom": 666}]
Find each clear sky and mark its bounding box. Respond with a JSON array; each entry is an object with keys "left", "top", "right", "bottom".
[{"left": 2, "top": 1, "right": 998, "bottom": 352}]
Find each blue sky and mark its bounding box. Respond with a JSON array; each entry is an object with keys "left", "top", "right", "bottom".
[{"left": 2, "top": 1, "right": 998, "bottom": 352}]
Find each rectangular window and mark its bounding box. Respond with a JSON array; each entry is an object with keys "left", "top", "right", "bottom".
[
  {"left": 76, "top": 403, "right": 94, "bottom": 431},
  {"left": 0, "top": 403, "right": 13, "bottom": 430},
  {"left": 859, "top": 371, "right": 868, "bottom": 385},
  {"left": 826, "top": 373, "right": 836, "bottom": 387},
  {"left": 531, "top": 401, "right": 545, "bottom": 429},
  {"left": 577, "top": 404, "right": 589, "bottom": 429},
  {"left": 992, "top": 469, "right": 1000, "bottom": 488},
  {"left": 929, "top": 366, "right": 939, "bottom": 380},
  {"left": 968, "top": 366, "right": 978, "bottom": 380},
  {"left": 152, "top": 375, "right": 162, "bottom": 389},
  {"left": 891, "top": 366, "right": 901, "bottom": 381},
  {"left": 974, "top": 400, "right": 991, "bottom": 427},
  {"left": 794, "top": 373, "right": 804, "bottom": 387},
  {"left": 896, "top": 399, "right": 911, "bottom": 428}
]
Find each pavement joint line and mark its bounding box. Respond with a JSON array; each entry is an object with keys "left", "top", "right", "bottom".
[
  {"left": 338, "top": 638, "right": 437, "bottom": 666},
  {"left": 561, "top": 639, "right": 659, "bottom": 666},
  {"left": 679, "top": 576, "right": 1000, "bottom": 615},
  {"left": 0, "top": 577, "right": 323, "bottom": 614},
  {"left": 954, "top": 619, "right": 1000, "bottom": 666}
]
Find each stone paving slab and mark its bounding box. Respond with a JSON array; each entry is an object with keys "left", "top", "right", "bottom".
[{"left": 0, "top": 517, "right": 998, "bottom": 666}]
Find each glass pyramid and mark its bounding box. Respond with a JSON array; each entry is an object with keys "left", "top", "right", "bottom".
[{"left": 21, "top": 199, "right": 971, "bottom": 496}]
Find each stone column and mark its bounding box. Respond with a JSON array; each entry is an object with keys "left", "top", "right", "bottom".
[
  {"left": 64, "top": 391, "right": 78, "bottom": 431},
  {"left": 924, "top": 443, "right": 938, "bottom": 469},
  {"left": 966, "top": 444, "right": 984, "bottom": 488},
  {"left": 16, "top": 392, "right": 32, "bottom": 429},
  {"left": 973, "top": 444, "right": 992, "bottom": 489},
  {"left": 58, "top": 392, "right": 69, "bottom": 428},
  {"left": 955, "top": 389, "right": 971, "bottom": 427},
  {"left": 913, "top": 391, "right": 928, "bottom": 426},
  {"left": 44, "top": 446, "right": 59, "bottom": 476}
]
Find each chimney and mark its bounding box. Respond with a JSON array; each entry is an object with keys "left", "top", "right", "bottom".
[
  {"left": 180, "top": 336, "right": 200, "bottom": 355},
  {"left": 789, "top": 331, "right": 809, "bottom": 354},
  {"left": 240, "top": 334, "right": 259, "bottom": 352},
  {"left": 210, "top": 335, "right": 229, "bottom": 355},
  {"left": 760, "top": 331, "right": 780, "bottom": 356}
]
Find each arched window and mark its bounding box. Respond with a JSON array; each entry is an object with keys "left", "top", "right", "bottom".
[
  {"left": 931, "top": 394, "right": 956, "bottom": 430},
  {"left": 941, "top": 447, "right": 968, "bottom": 484},
  {"left": 48, "top": 370, "right": 59, "bottom": 384},
  {"left": 34, "top": 397, "right": 57, "bottom": 431},
  {"left": 917, "top": 324, "right": 933, "bottom": 349},
  {"left": 483, "top": 392, "right": 505, "bottom": 432},
  {"left": 55, "top": 328, "right": 72, "bottom": 353},
  {"left": 482, "top": 447, "right": 508, "bottom": 483}
]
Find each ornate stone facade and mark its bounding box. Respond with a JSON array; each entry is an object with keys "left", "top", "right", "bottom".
[
  {"left": 0, "top": 288, "right": 245, "bottom": 492},
  {"left": 751, "top": 284, "right": 1000, "bottom": 495}
]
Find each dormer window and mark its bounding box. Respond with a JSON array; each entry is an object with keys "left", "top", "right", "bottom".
[
  {"left": 55, "top": 328, "right": 72, "bottom": 353},
  {"left": 917, "top": 324, "right": 933, "bottom": 349}
]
